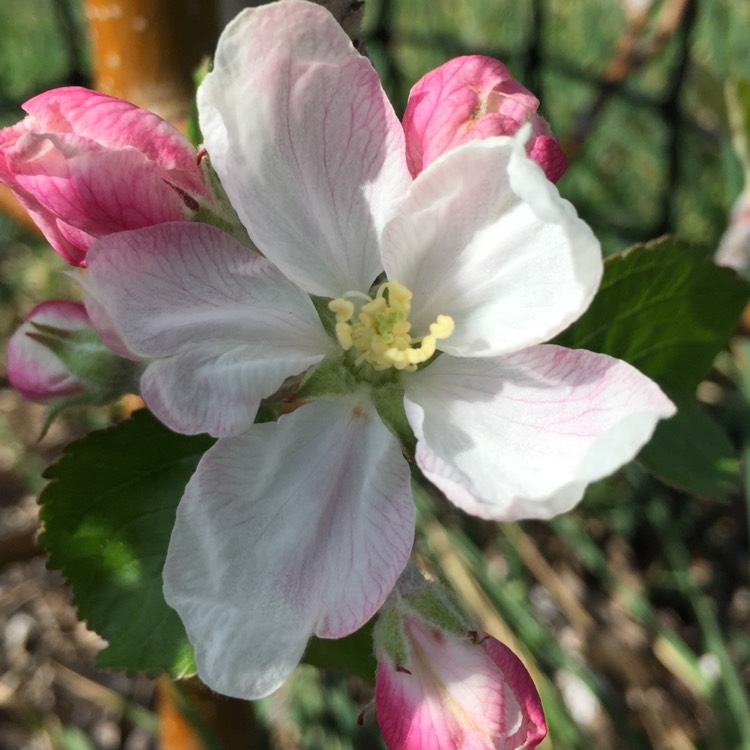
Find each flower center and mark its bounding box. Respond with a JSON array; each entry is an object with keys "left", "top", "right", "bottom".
[{"left": 328, "top": 280, "right": 454, "bottom": 372}]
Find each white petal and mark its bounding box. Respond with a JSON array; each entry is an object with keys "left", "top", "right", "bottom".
[
  {"left": 163, "top": 396, "right": 415, "bottom": 699},
  {"left": 198, "top": 1, "right": 410, "bottom": 297},
  {"left": 85, "top": 222, "right": 331, "bottom": 437},
  {"left": 381, "top": 137, "right": 602, "bottom": 357},
  {"left": 404, "top": 346, "right": 675, "bottom": 520}
]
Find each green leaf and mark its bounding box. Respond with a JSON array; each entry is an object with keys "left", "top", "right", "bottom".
[
  {"left": 38, "top": 410, "right": 214, "bottom": 676},
  {"left": 554, "top": 237, "right": 750, "bottom": 398},
  {"left": 638, "top": 399, "right": 739, "bottom": 499},
  {"left": 372, "top": 381, "right": 416, "bottom": 458},
  {"left": 303, "top": 622, "right": 376, "bottom": 682},
  {"left": 555, "top": 237, "right": 748, "bottom": 497}
]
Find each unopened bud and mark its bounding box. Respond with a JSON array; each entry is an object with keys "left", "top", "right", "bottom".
[
  {"left": 0, "top": 87, "right": 212, "bottom": 267},
  {"left": 6, "top": 300, "right": 140, "bottom": 427},
  {"left": 403, "top": 55, "right": 567, "bottom": 182},
  {"left": 373, "top": 565, "right": 546, "bottom": 750}
]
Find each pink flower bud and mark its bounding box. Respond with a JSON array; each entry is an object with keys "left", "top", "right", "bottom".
[
  {"left": 373, "top": 566, "right": 546, "bottom": 750},
  {"left": 0, "top": 87, "right": 210, "bottom": 266},
  {"left": 403, "top": 56, "right": 567, "bottom": 182},
  {"left": 375, "top": 617, "right": 546, "bottom": 750},
  {"left": 6, "top": 300, "right": 138, "bottom": 409}
]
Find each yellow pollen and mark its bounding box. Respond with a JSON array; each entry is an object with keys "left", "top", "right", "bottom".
[{"left": 328, "top": 280, "right": 454, "bottom": 372}]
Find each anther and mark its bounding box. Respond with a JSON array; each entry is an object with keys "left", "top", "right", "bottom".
[{"left": 328, "top": 280, "right": 454, "bottom": 371}]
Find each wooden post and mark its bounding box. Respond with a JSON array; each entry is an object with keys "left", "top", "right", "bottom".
[
  {"left": 157, "top": 677, "right": 264, "bottom": 750},
  {"left": 83, "top": 0, "right": 220, "bottom": 125}
]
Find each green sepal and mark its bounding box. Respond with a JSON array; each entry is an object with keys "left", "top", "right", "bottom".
[
  {"left": 296, "top": 355, "right": 356, "bottom": 400},
  {"left": 38, "top": 393, "right": 106, "bottom": 441},
  {"left": 405, "top": 587, "right": 473, "bottom": 636},
  {"left": 28, "top": 322, "right": 136, "bottom": 395},
  {"left": 373, "top": 563, "right": 476, "bottom": 671},
  {"left": 193, "top": 156, "right": 253, "bottom": 246},
  {"left": 185, "top": 63, "right": 251, "bottom": 244},
  {"left": 372, "top": 604, "right": 409, "bottom": 669},
  {"left": 394, "top": 561, "right": 473, "bottom": 636},
  {"left": 186, "top": 57, "right": 212, "bottom": 147},
  {"left": 372, "top": 381, "right": 416, "bottom": 458},
  {"left": 27, "top": 323, "right": 140, "bottom": 434}
]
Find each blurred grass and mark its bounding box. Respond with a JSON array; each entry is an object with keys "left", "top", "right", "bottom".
[
  {"left": 0, "top": 0, "right": 86, "bottom": 118},
  {"left": 0, "top": 1, "right": 749, "bottom": 749}
]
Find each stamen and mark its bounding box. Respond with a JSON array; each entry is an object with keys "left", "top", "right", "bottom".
[
  {"left": 328, "top": 280, "right": 454, "bottom": 372},
  {"left": 329, "top": 298, "right": 355, "bottom": 322}
]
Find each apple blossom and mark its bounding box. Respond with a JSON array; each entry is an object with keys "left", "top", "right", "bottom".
[
  {"left": 402, "top": 55, "right": 568, "bottom": 182},
  {"left": 83, "top": 0, "right": 674, "bottom": 699},
  {"left": 0, "top": 87, "right": 211, "bottom": 266},
  {"left": 374, "top": 568, "right": 546, "bottom": 750},
  {"left": 6, "top": 300, "right": 139, "bottom": 421}
]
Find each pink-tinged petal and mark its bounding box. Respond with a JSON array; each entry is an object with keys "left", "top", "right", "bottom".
[
  {"left": 198, "top": 0, "right": 410, "bottom": 297},
  {"left": 376, "top": 622, "right": 545, "bottom": 750},
  {"left": 403, "top": 55, "right": 566, "bottom": 182},
  {"left": 57, "top": 221, "right": 96, "bottom": 254},
  {"left": 21, "top": 86, "right": 207, "bottom": 197},
  {"left": 85, "top": 222, "right": 331, "bottom": 437},
  {"left": 526, "top": 133, "right": 567, "bottom": 185},
  {"left": 6, "top": 300, "right": 90, "bottom": 401},
  {"left": 381, "top": 138, "right": 601, "bottom": 357},
  {"left": 10, "top": 192, "right": 88, "bottom": 266},
  {"left": 404, "top": 346, "right": 676, "bottom": 520},
  {"left": 76, "top": 278, "right": 139, "bottom": 361},
  {"left": 163, "top": 397, "right": 415, "bottom": 699},
  {"left": 0, "top": 122, "right": 84, "bottom": 264},
  {"left": 8, "top": 133, "right": 195, "bottom": 238},
  {"left": 478, "top": 638, "right": 546, "bottom": 749}
]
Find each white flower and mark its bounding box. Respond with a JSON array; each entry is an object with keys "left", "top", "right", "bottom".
[{"left": 84, "top": 0, "right": 674, "bottom": 699}]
